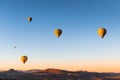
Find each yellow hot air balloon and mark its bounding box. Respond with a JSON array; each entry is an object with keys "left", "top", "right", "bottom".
[
  {"left": 54, "top": 29, "right": 62, "bottom": 38},
  {"left": 21, "top": 55, "right": 28, "bottom": 64},
  {"left": 28, "top": 16, "right": 32, "bottom": 22},
  {"left": 98, "top": 28, "right": 107, "bottom": 38}
]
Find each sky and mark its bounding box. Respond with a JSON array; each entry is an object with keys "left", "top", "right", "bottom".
[{"left": 0, "top": 0, "right": 120, "bottom": 72}]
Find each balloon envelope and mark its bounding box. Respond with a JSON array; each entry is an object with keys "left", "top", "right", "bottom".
[
  {"left": 28, "top": 16, "right": 32, "bottom": 22},
  {"left": 21, "top": 55, "right": 28, "bottom": 64},
  {"left": 14, "top": 46, "right": 16, "bottom": 48},
  {"left": 98, "top": 28, "right": 106, "bottom": 38},
  {"left": 54, "top": 29, "right": 62, "bottom": 38}
]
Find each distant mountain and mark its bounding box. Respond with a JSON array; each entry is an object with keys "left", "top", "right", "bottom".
[
  {"left": 0, "top": 68, "right": 120, "bottom": 80},
  {"left": 40, "top": 68, "right": 71, "bottom": 74},
  {"left": 0, "top": 69, "right": 25, "bottom": 76},
  {"left": 25, "top": 69, "right": 41, "bottom": 73},
  {"left": 25, "top": 68, "right": 71, "bottom": 74}
]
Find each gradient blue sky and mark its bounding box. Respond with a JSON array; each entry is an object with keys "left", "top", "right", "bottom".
[{"left": 0, "top": 0, "right": 120, "bottom": 72}]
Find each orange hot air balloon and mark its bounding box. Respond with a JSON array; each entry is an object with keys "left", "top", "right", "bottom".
[
  {"left": 98, "top": 28, "right": 107, "bottom": 38},
  {"left": 54, "top": 29, "right": 62, "bottom": 38},
  {"left": 21, "top": 55, "right": 28, "bottom": 64},
  {"left": 28, "top": 16, "right": 32, "bottom": 22}
]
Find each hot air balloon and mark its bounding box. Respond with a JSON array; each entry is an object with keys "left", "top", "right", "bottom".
[
  {"left": 21, "top": 55, "right": 28, "bottom": 64},
  {"left": 14, "top": 46, "right": 16, "bottom": 49},
  {"left": 28, "top": 16, "right": 32, "bottom": 22},
  {"left": 54, "top": 29, "right": 62, "bottom": 38},
  {"left": 98, "top": 28, "right": 107, "bottom": 38}
]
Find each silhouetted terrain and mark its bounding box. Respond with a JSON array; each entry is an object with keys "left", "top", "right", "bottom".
[{"left": 0, "top": 69, "right": 120, "bottom": 80}]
